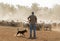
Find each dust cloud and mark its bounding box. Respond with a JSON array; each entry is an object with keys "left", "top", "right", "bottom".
[{"left": 0, "top": 3, "right": 60, "bottom": 23}]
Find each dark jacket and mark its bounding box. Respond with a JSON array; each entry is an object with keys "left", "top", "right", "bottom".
[{"left": 28, "top": 14, "right": 37, "bottom": 24}]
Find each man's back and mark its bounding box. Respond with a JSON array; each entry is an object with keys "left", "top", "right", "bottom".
[{"left": 28, "top": 14, "right": 37, "bottom": 24}]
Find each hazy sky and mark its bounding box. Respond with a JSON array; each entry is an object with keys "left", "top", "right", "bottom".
[{"left": 0, "top": 0, "right": 60, "bottom": 8}]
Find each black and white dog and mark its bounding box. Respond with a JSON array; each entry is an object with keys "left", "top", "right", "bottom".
[{"left": 16, "top": 28, "right": 27, "bottom": 36}]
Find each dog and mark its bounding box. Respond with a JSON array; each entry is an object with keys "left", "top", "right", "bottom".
[{"left": 16, "top": 29, "right": 27, "bottom": 36}]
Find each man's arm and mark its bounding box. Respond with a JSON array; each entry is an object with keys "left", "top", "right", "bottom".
[
  {"left": 28, "top": 16, "right": 30, "bottom": 20},
  {"left": 35, "top": 16, "right": 37, "bottom": 23},
  {"left": 28, "top": 16, "right": 31, "bottom": 23}
]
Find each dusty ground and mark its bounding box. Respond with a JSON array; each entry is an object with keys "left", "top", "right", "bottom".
[{"left": 0, "top": 26, "right": 60, "bottom": 41}]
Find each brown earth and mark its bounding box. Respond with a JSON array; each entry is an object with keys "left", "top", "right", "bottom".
[{"left": 0, "top": 26, "right": 60, "bottom": 41}]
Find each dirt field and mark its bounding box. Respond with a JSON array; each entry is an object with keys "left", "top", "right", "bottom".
[{"left": 0, "top": 26, "right": 60, "bottom": 41}]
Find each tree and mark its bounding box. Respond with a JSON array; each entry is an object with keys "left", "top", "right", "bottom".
[{"left": 31, "top": 3, "right": 39, "bottom": 13}]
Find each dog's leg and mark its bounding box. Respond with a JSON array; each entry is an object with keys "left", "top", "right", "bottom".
[
  {"left": 16, "top": 32, "right": 19, "bottom": 36},
  {"left": 16, "top": 33, "right": 18, "bottom": 36},
  {"left": 22, "top": 33, "right": 25, "bottom": 37},
  {"left": 23, "top": 34, "right": 25, "bottom": 37}
]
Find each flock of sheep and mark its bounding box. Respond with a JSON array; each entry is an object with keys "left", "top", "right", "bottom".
[{"left": 0, "top": 20, "right": 60, "bottom": 31}]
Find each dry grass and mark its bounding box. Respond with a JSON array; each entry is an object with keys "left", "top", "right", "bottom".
[{"left": 0, "top": 26, "right": 60, "bottom": 41}]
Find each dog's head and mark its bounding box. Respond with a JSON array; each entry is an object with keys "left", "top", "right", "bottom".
[{"left": 24, "top": 29, "right": 27, "bottom": 32}]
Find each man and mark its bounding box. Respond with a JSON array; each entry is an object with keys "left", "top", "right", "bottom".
[{"left": 28, "top": 12, "right": 37, "bottom": 39}]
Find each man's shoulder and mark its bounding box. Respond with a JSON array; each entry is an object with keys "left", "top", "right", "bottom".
[
  {"left": 34, "top": 15, "right": 37, "bottom": 17},
  {"left": 29, "top": 15, "right": 36, "bottom": 17},
  {"left": 29, "top": 15, "right": 33, "bottom": 17}
]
